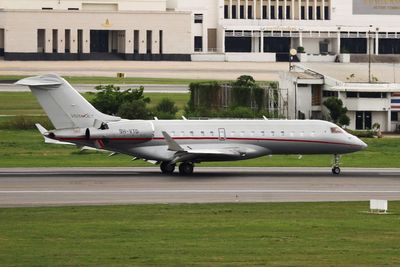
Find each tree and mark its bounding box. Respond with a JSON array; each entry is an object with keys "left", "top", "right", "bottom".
[
  {"left": 154, "top": 98, "right": 178, "bottom": 119},
  {"left": 117, "top": 99, "right": 152, "bottom": 120},
  {"left": 90, "top": 85, "right": 151, "bottom": 119},
  {"left": 323, "top": 97, "right": 350, "bottom": 126}
]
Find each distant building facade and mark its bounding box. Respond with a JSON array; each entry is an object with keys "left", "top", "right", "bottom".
[
  {"left": 280, "top": 65, "right": 400, "bottom": 132},
  {"left": 1, "top": 0, "right": 400, "bottom": 61}
]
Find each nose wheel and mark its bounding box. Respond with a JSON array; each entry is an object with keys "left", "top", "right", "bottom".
[
  {"left": 160, "top": 162, "right": 175, "bottom": 175},
  {"left": 331, "top": 154, "right": 341, "bottom": 175}
]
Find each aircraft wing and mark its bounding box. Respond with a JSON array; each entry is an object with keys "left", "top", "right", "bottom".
[{"left": 162, "top": 131, "right": 269, "bottom": 163}]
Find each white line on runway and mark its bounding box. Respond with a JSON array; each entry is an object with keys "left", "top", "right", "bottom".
[{"left": 1, "top": 190, "right": 400, "bottom": 194}]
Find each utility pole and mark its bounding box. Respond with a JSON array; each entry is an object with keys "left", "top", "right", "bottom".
[{"left": 368, "top": 25, "right": 372, "bottom": 83}]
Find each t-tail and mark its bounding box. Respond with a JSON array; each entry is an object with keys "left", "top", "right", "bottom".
[{"left": 16, "top": 74, "right": 120, "bottom": 129}]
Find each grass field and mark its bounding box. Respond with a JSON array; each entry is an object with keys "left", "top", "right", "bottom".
[
  {"left": 0, "top": 75, "right": 217, "bottom": 85},
  {"left": 0, "top": 202, "right": 399, "bottom": 266},
  {"left": 0, "top": 129, "right": 399, "bottom": 168}
]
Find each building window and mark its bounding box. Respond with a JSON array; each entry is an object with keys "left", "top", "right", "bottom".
[
  {"left": 224, "top": 5, "right": 229, "bottom": 18},
  {"left": 65, "top": 29, "right": 70, "bottom": 53},
  {"left": 52, "top": 29, "right": 58, "bottom": 53},
  {"left": 248, "top": 6, "right": 253, "bottom": 19},
  {"left": 262, "top": 6, "right": 268, "bottom": 19},
  {"left": 359, "top": 92, "right": 387, "bottom": 98},
  {"left": 159, "top": 30, "right": 163, "bottom": 54},
  {"left": 308, "top": 6, "right": 313, "bottom": 19},
  {"left": 301, "top": 6, "right": 305, "bottom": 20},
  {"left": 324, "top": 6, "right": 329, "bottom": 20},
  {"left": 134, "top": 30, "right": 139, "bottom": 54},
  {"left": 42, "top": 7, "right": 53, "bottom": 10},
  {"left": 232, "top": 6, "right": 237, "bottom": 19},
  {"left": 286, "top": 5, "right": 291, "bottom": 19},
  {"left": 146, "top": 30, "right": 152, "bottom": 54},
  {"left": 391, "top": 112, "right": 399, "bottom": 122},
  {"left": 278, "top": 6, "right": 283, "bottom": 19},
  {"left": 37, "top": 29, "right": 45, "bottom": 53},
  {"left": 323, "top": 91, "right": 337, "bottom": 97},
  {"left": 317, "top": 6, "right": 321, "bottom": 20},
  {"left": 346, "top": 92, "right": 358, "bottom": 98},
  {"left": 240, "top": 5, "right": 245, "bottom": 19},
  {"left": 194, "top": 14, "right": 203, "bottom": 23},
  {"left": 270, "top": 6, "right": 275, "bottom": 19},
  {"left": 68, "top": 8, "right": 79, "bottom": 10},
  {"left": 194, "top": 36, "right": 203, "bottom": 52}
]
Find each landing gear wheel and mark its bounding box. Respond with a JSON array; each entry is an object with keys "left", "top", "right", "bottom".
[
  {"left": 179, "top": 162, "right": 194, "bottom": 175},
  {"left": 331, "top": 154, "right": 341, "bottom": 175},
  {"left": 160, "top": 162, "right": 175, "bottom": 175},
  {"left": 332, "top": 166, "right": 341, "bottom": 175}
]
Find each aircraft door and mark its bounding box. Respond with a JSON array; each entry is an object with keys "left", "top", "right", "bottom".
[{"left": 218, "top": 128, "right": 226, "bottom": 141}]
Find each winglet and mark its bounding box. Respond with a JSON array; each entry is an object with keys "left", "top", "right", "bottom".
[{"left": 162, "top": 131, "right": 185, "bottom": 152}]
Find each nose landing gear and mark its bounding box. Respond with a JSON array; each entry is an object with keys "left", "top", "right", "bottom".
[{"left": 332, "top": 154, "right": 341, "bottom": 175}]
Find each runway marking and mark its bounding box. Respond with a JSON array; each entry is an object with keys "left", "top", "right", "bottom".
[{"left": 0, "top": 190, "right": 400, "bottom": 194}]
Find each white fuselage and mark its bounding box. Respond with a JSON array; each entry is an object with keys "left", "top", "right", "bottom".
[{"left": 57, "top": 119, "right": 367, "bottom": 162}]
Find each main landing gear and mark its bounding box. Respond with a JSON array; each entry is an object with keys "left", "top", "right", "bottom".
[
  {"left": 332, "top": 154, "right": 341, "bottom": 175},
  {"left": 160, "top": 161, "right": 194, "bottom": 175}
]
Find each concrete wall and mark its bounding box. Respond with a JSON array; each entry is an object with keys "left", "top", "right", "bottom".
[{"left": 0, "top": 10, "right": 191, "bottom": 55}]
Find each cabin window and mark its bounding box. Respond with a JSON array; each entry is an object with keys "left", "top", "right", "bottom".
[
  {"left": 210, "top": 131, "right": 214, "bottom": 136},
  {"left": 230, "top": 131, "right": 236, "bottom": 136},
  {"left": 290, "top": 131, "right": 295, "bottom": 137},
  {"left": 281, "top": 131, "right": 285, "bottom": 136},
  {"left": 300, "top": 131, "right": 304, "bottom": 137},
  {"left": 261, "top": 131, "right": 265, "bottom": 136},
  {"left": 251, "top": 131, "right": 255, "bottom": 136},
  {"left": 330, "top": 127, "right": 343, "bottom": 134},
  {"left": 171, "top": 131, "right": 176, "bottom": 136},
  {"left": 200, "top": 131, "right": 205, "bottom": 136},
  {"left": 311, "top": 131, "right": 316, "bottom": 136},
  {"left": 180, "top": 131, "right": 185, "bottom": 136},
  {"left": 271, "top": 131, "right": 275, "bottom": 137},
  {"left": 240, "top": 131, "right": 245, "bottom": 136}
]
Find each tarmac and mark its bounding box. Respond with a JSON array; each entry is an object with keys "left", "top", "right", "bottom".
[
  {"left": 0, "top": 167, "right": 399, "bottom": 207},
  {"left": 0, "top": 60, "right": 399, "bottom": 83}
]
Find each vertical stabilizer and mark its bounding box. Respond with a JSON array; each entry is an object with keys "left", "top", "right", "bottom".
[{"left": 16, "top": 74, "right": 120, "bottom": 129}]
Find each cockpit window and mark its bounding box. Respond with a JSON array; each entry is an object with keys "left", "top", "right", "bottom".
[{"left": 330, "top": 127, "right": 343, "bottom": 134}]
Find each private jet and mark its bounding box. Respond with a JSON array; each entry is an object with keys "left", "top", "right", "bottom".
[{"left": 16, "top": 74, "right": 367, "bottom": 175}]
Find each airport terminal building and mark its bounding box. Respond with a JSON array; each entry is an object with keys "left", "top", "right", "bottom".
[{"left": 1, "top": 0, "right": 400, "bottom": 61}]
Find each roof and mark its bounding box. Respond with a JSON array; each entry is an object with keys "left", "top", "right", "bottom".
[{"left": 330, "top": 82, "right": 400, "bottom": 92}]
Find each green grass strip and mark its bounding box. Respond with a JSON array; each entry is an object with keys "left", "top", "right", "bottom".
[{"left": 0, "top": 202, "right": 399, "bottom": 266}]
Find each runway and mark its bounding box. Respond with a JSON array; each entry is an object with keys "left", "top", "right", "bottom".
[{"left": 0, "top": 167, "right": 399, "bottom": 207}]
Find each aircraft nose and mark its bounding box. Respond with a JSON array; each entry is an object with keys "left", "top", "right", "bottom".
[{"left": 355, "top": 137, "right": 368, "bottom": 150}]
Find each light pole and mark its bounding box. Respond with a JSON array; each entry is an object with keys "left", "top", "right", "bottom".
[
  {"left": 289, "top": 48, "right": 297, "bottom": 71},
  {"left": 368, "top": 25, "right": 372, "bottom": 83}
]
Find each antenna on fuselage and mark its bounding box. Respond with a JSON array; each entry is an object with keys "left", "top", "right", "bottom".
[{"left": 182, "top": 116, "right": 187, "bottom": 120}]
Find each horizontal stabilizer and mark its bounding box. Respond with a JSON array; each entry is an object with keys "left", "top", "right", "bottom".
[{"left": 16, "top": 76, "right": 62, "bottom": 87}]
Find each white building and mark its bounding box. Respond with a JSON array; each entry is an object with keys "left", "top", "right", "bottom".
[
  {"left": 280, "top": 65, "right": 400, "bottom": 132},
  {"left": 1, "top": 0, "right": 400, "bottom": 61}
]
